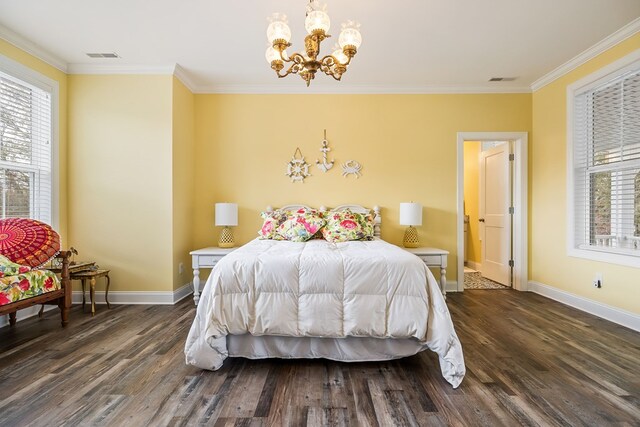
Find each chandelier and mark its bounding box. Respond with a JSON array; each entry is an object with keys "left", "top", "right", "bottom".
[{"left": 265, "top": 1, "right": 362, "bottom": 87}]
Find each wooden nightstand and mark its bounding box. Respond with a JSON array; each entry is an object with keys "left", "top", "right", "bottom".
[
  {"left": 403, "top": 247, "right": 449, "bottom": 299},
  {"left": 190, "top": 247, "right": 237, "bottom": 305}
]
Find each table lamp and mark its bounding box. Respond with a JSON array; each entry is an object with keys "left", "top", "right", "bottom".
[
  {"left": 400, "top": 202, "right": 422, "bottom": 248},
  {"left": 215, "top": 203, "right": 238, "bottom": 248}
]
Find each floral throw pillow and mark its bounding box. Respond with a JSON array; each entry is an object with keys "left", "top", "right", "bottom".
[
  {"left": 258, "top": 210, "right": 288, "bottom": 240},
  {"left": 277, "top": 208, "right": 326, "bottom": 242},
  {"left": 0, "top": 254, "right": 31, "bottom": 278},
  {"left": 322, "top": 209, "right": 372, "bottom": 242}
]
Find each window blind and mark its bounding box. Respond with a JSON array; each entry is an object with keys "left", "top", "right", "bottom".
[
  {"left": 0, "top": 71, "right": 52, "bottom": 224},
  {"left": 573, "top": 64, "right": 640, "bottom": 256}
]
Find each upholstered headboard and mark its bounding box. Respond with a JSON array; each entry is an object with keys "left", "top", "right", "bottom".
[{"left": 266, "top": 204, "right": 382, "bottom": 238}]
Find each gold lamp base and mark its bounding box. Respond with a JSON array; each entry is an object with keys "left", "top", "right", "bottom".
[
  {"left": 218, "top": 226, "right": 235, "bottom": 248},
  {"left": 403, "top": 226, "right": 420, "bottom": 248}
]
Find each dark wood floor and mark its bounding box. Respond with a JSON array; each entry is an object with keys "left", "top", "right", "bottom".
[{"left": 0, "top": 290, "right": 638, "bottom": 426}]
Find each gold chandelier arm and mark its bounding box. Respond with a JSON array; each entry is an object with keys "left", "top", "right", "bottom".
[
  {"left": 319, "top": 54, "right": 352, "bottom": 68},
  {"left": 275, "top": 58, "right": 305, "bottom": 78}
]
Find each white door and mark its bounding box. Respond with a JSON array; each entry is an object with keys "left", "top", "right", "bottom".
[{"left": 479, "top": 143, "right": 511, "bottom": 285}]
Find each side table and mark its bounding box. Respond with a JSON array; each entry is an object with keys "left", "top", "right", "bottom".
[
  {"left": 403, "top": 247, "right": 449, "bottom": 299},
  {"left": 72, "top": 269, "right": 111, "bottom": 316},
  {"left": 190, "top": 247, "right": 236, "bottom": 305}
]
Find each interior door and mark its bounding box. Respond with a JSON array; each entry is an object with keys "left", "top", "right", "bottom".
[{"left": 479, "top": 142, "right": 511, "bottom": 285}]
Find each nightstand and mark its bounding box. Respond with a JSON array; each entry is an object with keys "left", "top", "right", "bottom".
[
  {"left": 403, "top": 247, "right": 449, "bottom": 299},
  {"left": 190, "top": 247, "right": 237, "bottom": 305}
]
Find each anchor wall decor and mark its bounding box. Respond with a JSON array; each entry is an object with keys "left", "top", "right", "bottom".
[{"left": 315, "top": 129, "right": 335, "bottom": 173}]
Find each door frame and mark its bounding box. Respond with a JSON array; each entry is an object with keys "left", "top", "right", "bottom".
[{"left": 456, "top": 132, "right": 528, "bottom": 292}]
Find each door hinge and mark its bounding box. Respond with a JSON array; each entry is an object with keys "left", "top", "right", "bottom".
[
  {"left": 508, "top": 259, "right": 514, "bottom": 267},
  {"left": 509, "top": 206, "right": 514, "bottom": 214},
  {"left": 509, "top": 153, "right": 515, "bottom": 161}
]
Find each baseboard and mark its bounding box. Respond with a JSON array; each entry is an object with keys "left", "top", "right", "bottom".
[
  {"left": 528, "top": 280, "right": 640, "bottom": 332},
  {"left": 0, "top": 305, "right": 58, "bottom": 328},
  {"left": 446, "top": 280, "right": 460, "bottom": 293},
  {"left": 465, "top": 261, "right": 481, "bottom": 271},
  {"left": 71, "top": 282, "right": 194, "bottom": 305}
]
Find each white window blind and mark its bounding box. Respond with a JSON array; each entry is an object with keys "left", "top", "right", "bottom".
[
  {"left": 0, "top": 70, "right": 52, "bottom": 224},
  {"left": 572, "top": 61, "right": 640, "bottom": 257}
]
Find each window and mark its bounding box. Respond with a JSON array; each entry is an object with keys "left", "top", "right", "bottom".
[
  {"left": 568, "top": 50, "right": 640, "bottom": 266},
  {"left": 0, "top": 64, "right": 53, "bottom": 224}
]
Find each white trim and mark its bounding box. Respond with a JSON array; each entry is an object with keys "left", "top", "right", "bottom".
[
  {"left": 0, "top": 53, "right": 60, "bottom": 231},
  {"left": 71, "top": 282, "right": 193, "bottom": 305},
  {"left": 67, "top": 64, "right": 176, "bottom": 75},
  {"left": 193, "top": 83, "right": 532, "bottom": 95},
  {"left": 0, "top": 24, "right": 68, "bottom": 73},
  {"left": 566, "top": 49, "right": 640, "bottom": 268},
  {"left": 173, "top": 64, "right": 198, "bottom": 93},
  {"left": 0, "top": 305, "right": 58, "bottom": 328},
  {"left": 529, "top": 280, "right": 640, "bottom": 332},
  {"left": 532, "top": 17, "right": 640, "bottom": 91},
  {"left": 445, "top": 280, "right": 459, "bottom": 294},
  {"left": 457, "top": 132, "right": 529, "bottom": 293}
]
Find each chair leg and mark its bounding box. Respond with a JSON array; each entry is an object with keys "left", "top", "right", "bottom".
[
  {"left": 59, "top": 300, "right": 69, "bottom": 327},
  {"left": 9, "top": 312, "right": 16, "bottom": 326}
]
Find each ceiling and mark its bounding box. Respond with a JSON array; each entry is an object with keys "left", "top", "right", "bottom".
[{"left": 0, "top": 0, "right": 639, "bottom": 93}]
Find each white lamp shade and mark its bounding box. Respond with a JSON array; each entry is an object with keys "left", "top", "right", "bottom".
[
  {"left": 215, "top": 203, "right": 238, "bottom": 226},
  {"left": 399, "top": 202, "right": 422, "bottom": 226}
]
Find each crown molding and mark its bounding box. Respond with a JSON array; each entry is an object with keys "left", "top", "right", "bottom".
[
  {"left": 0, "top": 24, "right": 68, "bottom": 73},
  {"left": 67, "top": 63, "right": 176, "bottom": 75},
  {"left": 531, "top": 17, "right": 640, "bottom": 92},
  {"left": 192, "top": 84, "right": 532, "bottom": 95},
  {"left": 172, "top": 64, "right": 198, "bottom": 92}
]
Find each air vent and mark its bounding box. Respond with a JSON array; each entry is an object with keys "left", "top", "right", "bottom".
[
  {"left": 489, "top": 77, "right": 517, "bottom": 82},
  {"left": 86, "top": 53, "right": 120, "bottom": 58}
]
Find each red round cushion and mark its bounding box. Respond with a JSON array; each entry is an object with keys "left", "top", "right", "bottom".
[{"left": 0, "top": 218, "right": 60, "bottom": 268}]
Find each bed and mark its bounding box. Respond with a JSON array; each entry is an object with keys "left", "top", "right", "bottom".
[{"left": 185, "top": 205, "right": 465, "bottom": 388}]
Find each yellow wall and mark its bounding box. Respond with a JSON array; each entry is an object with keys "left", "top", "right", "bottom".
[
  {"left": 68, "top": 74, "right": 174, "bottom": 292},
  {"left": 172, "top": 77, "right": 196, "bottom": 290},
  {"left": 0, "top": 40, "right": 68, "bottom": 243},
  {"left": 531, "top": 34, "right": 640, "bottom": 314},
  {"left": 463, "top": 141, "right": 481, "bottom": 264},
  {"left": 193, "top": 94, "right": 533, "bottom": 282}
]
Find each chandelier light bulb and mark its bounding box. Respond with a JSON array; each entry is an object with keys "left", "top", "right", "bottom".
[
  {"left": 267, "top": 13, "right": 291, "bottom": 44},
  {"left": 332, "top": 48, "right": 349, "bottom": 65},
  {"left": 339, "top": 21, "right": 362, "bottom": 50},
  {"left": 305, "top": 1, "right": 330, "bottom": 34},
  {"left": 265, "top": 46, "right": 281, "bottom": 64}
]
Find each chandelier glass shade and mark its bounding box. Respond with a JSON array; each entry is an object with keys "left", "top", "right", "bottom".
[{"left": 265, "top": 1, "right": 362, "bottom": 87}]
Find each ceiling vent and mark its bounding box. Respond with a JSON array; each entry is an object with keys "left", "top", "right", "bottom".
[
  {"left": 489, "top": 77, "right": 517, "bottom": 82},
  {"left": 86, "top": 53, "right": 119, "bottom": 58}
]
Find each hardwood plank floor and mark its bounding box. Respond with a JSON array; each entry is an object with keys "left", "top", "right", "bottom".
[{"left": 0, "top": 290, "right": 638, "bottom": 426}]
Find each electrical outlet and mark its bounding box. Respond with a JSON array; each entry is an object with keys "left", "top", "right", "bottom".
[
  {"left": 593, "top": 272, "right": 602, "bottom": 288},
  {"left": 179, "top": 262, "right": 184, "bottom": 275}
]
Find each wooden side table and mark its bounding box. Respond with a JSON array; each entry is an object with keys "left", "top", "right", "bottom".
[{"left": 72, "top": 269, "right": 111, "bottom": 316}]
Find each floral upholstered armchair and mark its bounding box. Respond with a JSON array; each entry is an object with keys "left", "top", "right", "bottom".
[{"left": 0, "top": 218, "right": 71, "bottom": 327}]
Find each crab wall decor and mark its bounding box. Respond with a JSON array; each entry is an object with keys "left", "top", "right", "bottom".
[
  {"left": 315, "top": 129, "right": 335, "bottom": 173},
  {"left": 342, "top": 160, "right": 362, "bottom": 179},
  {"left": 286, "top": 147, "right": 311, "bottom": 183}
]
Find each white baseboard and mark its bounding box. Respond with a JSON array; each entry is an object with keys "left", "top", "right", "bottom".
[
  {"left": 72, "top": 282, "right": 194, "bottom": 305},
  {"left": 528, "top": 281, "right": 640, "bottom": 332},
  {"left": 1, "top": 283, "right": 194, "bottom": 328},
  {"left": 0, "top": 305, "right": 58, "bottom": 328},
  {"left": 446, "top": 280, "right": 460, "bottom": 293},
  {"left": 465, "top": 261, "right": 482, "bottom": 271}
]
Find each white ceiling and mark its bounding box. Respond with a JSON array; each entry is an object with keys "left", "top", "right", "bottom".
[{"left": 0, "top": 0, "right": 639, "bottom": 93}]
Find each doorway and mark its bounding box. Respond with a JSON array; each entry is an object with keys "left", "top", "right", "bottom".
[{"left": 456, "top": 132, "right": 528, "bottom": 293}]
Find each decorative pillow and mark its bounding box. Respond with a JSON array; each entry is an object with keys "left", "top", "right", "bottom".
[
  {"left": 277, "top": 208, "right": 326, "bottom": 242},
  {"left": 258, "top": 210, "right": 288, "bottom": 240},
  {"left": 358, "top": 211, "right": 376, "bottom": 240},
  {"left": 0, "top": 218, "right": 60, "bottom": 268},
  {"left": 0, "top": 254, "right": 31, "bottom": 278},
  {"left": 322, "top": 209, "right": 372, "bottom": 242}
]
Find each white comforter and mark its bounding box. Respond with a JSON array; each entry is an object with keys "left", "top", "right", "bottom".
[{"left": 185, "top": 238, "right": 465, "bottom": 388}]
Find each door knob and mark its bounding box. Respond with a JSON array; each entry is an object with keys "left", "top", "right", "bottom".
[{"left": 479, "top": 218, "right": 485, "bottom": 222}]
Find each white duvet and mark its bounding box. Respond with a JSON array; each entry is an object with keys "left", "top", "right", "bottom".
[{"left": 184, "top": 238, "right": 465, "bottom": 388}]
